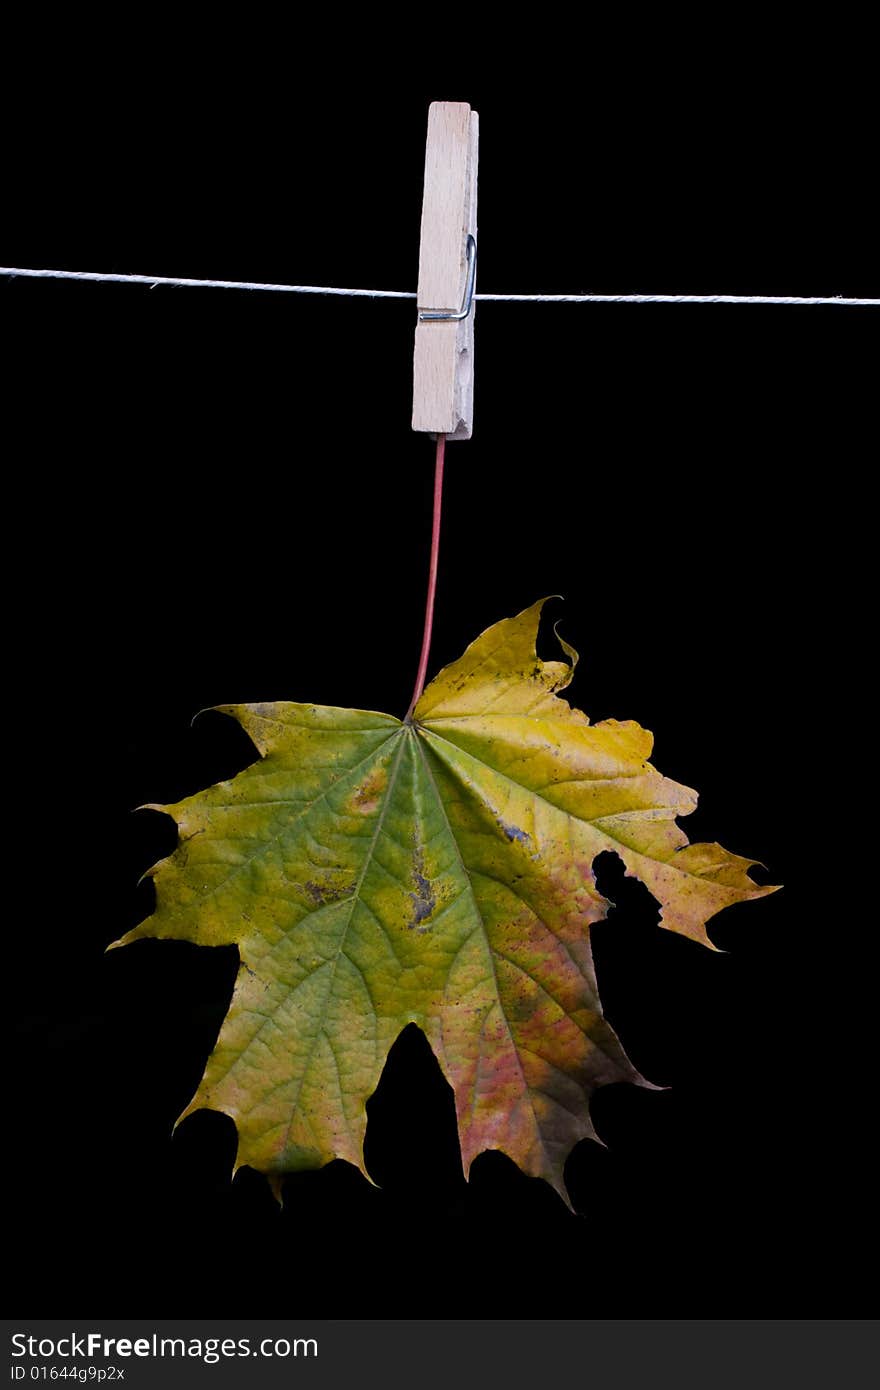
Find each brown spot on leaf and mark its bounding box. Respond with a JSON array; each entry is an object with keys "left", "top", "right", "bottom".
[
  {"left": 408, "top": 841, "right": 437, "bottom": 931},
  {"left": 303, "top": 873, "right": 355, "bottom": 906},
  {"left": 497, "top": 818, "right": 531, "bottom": 845},
  {"left": 343, "top": 763, "right": 388, "bottom": 816}
]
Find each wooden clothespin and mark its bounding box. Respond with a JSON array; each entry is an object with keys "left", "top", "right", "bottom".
[{"left": 412, "top": 101, "right": 479, "bottom": 440}]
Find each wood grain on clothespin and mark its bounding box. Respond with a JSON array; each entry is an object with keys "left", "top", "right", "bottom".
[{"left": 412, "top": 101, "right": 479, "bottom": 440}]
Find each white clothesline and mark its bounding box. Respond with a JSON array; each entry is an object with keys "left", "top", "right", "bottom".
[{"left": 2, "top": 266, "right": 877, "bottom": 307}]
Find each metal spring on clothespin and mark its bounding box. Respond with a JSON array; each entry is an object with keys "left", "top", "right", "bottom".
[{"left": 419, "top": 235, "right": 477, "bottom": 322}]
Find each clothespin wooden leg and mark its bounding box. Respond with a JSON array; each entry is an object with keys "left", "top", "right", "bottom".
[{"left": 412, "top": 101, "right": 479, "bottom": 441}]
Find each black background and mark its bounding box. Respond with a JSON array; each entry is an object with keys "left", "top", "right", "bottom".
[{"left": 6, "top": 46, "right": 875, "bottom": 1319}]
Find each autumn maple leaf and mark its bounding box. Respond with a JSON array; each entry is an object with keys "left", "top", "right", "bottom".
[{"left": 111, "top": 600, "right": 776, "bottom": 1202}]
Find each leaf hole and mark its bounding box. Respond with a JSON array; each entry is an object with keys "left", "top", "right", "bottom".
[{"left": 364, "top": 1024, "right": 465, "bottom": 1196}]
